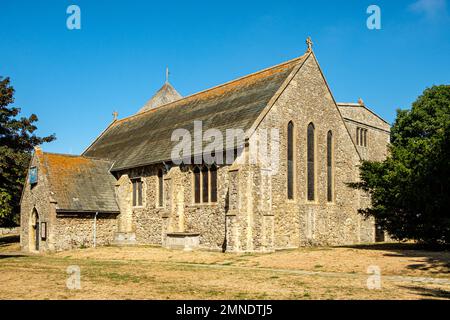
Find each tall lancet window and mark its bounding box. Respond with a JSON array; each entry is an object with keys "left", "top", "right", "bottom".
[
  {"left": 210, "top": 165, "right": 218, "bottom": 203},
  {"left": 307, "top": 123, "right": 315, "bottom": 201},
  {"left": 327, "top": 131, "right": 333, "bottom": 202},
  {"left": 287, "top": 121, "right": 295, "bottom": 200},
  {"left": 356, "top": 127, "right": 360, "bottom": 145},
  {"left": 202, "top": 166, "right": 209, "bottom": 203},
  {"left": 193, "top": 167, "right": 201, "bottom": 203},
  {"left": 157, "top": 169, "right": 164, "bottom": 207}
]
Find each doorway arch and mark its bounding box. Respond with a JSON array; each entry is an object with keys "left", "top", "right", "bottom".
[{"left": 29, "top": 209, "right": 40, "bottom": 251}]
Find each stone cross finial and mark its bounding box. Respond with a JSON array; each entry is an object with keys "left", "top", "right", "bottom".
[
  {"left": 113, "top": 111, "right": 118, "bottom": 121},
  {"left": 165, "top": 67, "right": 169, "bottom": 84},
  {"left": 306, "top": 36, "right": 313, "bottom": 52},
  {"left": 358, "top": 98, "right": 365, "bottom": 106}
]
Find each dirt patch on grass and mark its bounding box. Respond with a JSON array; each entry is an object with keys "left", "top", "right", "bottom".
[
  {"left": 1, "top": 240, "right": 449, "bottom": 300},
  {"left": 52, "top": 244, "right": 450, "bottom": 279}
]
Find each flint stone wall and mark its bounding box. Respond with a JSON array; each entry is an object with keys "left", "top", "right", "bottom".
[{"left": 0, "top": 227, "right": 19, "bottom": 236}]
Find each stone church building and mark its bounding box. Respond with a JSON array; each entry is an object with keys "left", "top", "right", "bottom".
[{"left": 20, "top": 41, "right": 390, "bottom": 253}]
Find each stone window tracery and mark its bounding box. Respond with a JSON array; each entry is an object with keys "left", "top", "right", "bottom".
[{"left": 193, "top": 165, "right": 217, "bottom": 204}]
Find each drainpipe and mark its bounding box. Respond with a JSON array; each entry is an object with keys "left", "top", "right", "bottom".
[{"left": 93, "top": 212, "right": 98, "bottom": 248}]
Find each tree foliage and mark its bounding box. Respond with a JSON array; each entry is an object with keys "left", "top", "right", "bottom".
[
  {"left": 353, "top": 85, "right": 450, "bottom": 247},
  {"left": 0, "top": 76, "right": 55, "bottom": 226}
]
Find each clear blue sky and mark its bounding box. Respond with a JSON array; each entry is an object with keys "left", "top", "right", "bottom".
[{"left": 1, "top": 0, "right": 449, "bottom": 154}]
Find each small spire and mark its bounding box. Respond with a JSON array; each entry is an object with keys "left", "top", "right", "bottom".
[
  {"left": 165, "top": 67, "right": 170, "bottom": 84},
  {"left": 358, "top": 98, "right": 365, "bottom": 106},
  {"left": 306, "top": 36, "right": 313, "bottom": 52},
  {"left": 112, "top": 111, "right": 118, "bottom": 121}
]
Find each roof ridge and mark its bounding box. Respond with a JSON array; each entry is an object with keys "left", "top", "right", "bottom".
[
  {"left": 337, "top": 102, "right": 390, "bottom": 125},
  {"left": 337, "top": 102, "right": 361, "bottom": 106},
  {"left": 115, "top": 53, "right": 308, "bottom": 124},
  {"left": 81, "top": 118, "right": 117, "bottom": 156},
  {"left": 43, "top": 151, "right": 81, "bottom": 157},
  {"left": 245, "top": 51, "right": 312, "bottom": 140},
  {"left": 79, "top": 155, "right": 115, "bottom": 162},
  {"left": 43, "top": 151, "right": 114, "bottom": 162}
]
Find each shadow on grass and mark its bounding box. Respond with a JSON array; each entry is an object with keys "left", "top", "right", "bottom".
[
  {"left": 0, "top": 234, "right": 26, "bottom": 259},
  {"left": 340, "top": 242, "right": 427, "bottom": 251},
  {"left": 341, "top": 243, "right": 450, "bottom": 274},
  {"left": 0, "top": 254, "right": 27, "bottom": 259},
  {"left": 400, "top": 286, "right": 450, "bottom": 300},
  {"left": 0, "top": 234, "right": 19, "bottom": 246}
]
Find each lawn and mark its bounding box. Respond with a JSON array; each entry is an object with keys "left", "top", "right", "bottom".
[{"left": 0, "top": 235, "right": 449, "bottom": 300}]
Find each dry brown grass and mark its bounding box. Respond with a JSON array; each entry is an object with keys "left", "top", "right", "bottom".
[{"left": 1, "top": 237, "right": 449, "bottom": 300}]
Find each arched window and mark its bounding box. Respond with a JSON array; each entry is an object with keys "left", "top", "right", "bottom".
[
  {"left": 307, "top": 123, "right": 315, "bottom": 201},
  {"left": 157, "top": 169, "right": 164, "bottom": 207},
  {"left": 193, "top": 167, "right": 201, "bottom": 203},
  {"left": 327, "top": 131, "right": 333, "bottom": 202},
  {"left": 287, "top": 121, "right": 294, "bottom": 200},
  {"left": 202, "top": 166, "right": 209, "bottom": 203},
  {"left": 210, "top": 165, "right": 217, "bottom": 203},
  {"left": 30, "top": 209, "right": 40, "bottom": 251}
]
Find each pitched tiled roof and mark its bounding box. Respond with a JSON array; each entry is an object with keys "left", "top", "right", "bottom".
[
  {"left": 138, "top": 82, "right": 182, "bottom": 113},
  {"left": 83, "top": 53, "right": 308, "bottom": 171},
  {"left": 42, "top": 153, "right": 119, "bottom": 213}
]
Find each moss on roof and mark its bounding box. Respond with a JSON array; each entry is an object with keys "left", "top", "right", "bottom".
[
  {"left": 83, "top": 54, "right": 308, "bottom": 171},
  {"left": 42, "top": 153, "right": 119, "bottom": 213}
]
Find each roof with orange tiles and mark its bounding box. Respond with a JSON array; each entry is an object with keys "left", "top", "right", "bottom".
[{"left": 41, "top": 152, "right": 119, "bottom": 213}]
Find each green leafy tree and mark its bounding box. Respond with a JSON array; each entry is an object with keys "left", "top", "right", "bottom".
[
  {"left": 0, "top": 76, "right": 55, "bottom": 226},
  {"left": 353, "top": 85, "right": 450, "bottom": 247}
]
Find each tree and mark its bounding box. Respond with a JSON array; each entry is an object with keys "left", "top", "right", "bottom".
[
  {"left": 353, "top": 85, "right": 450, "bottom": 247},
  {"left": 0, "top": 76, "right": 55, "bottom": 226}
]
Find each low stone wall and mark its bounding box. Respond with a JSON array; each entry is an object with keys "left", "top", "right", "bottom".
[
  {"left": 53, "top": 213, "right": 118, "bottom": 251},
  {"left": 0, "top": 227, "right": 19, "bottom": 236}
]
